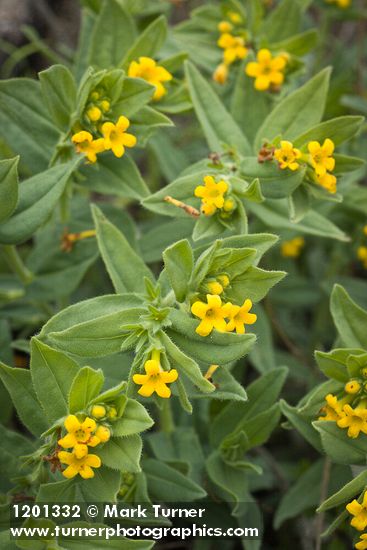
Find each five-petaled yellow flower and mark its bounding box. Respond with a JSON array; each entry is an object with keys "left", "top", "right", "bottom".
[
  {"left": 274, "top": 141, "right": 302, "bottom": 171},
  {"left": 71, "top": 131, "right": 105, "bottom": 163},
  {"left": 191, "top": 294, "right": 231, "bottom": 337},
  {"left": 318, "top": 394, "right": 345, "bottom": 421},
  {"left": 58, "top": 415, "right": 100, "bottom": 450},
  {"left": 58, "top": 449, "right": 101, "bottom": 479},
  {"left": 217, "top": 33, "right": 248, "bottom": 65},
  {"left": 102, "top": 116, "right": 137, "bottom": 158},
  {"left": 281, "top": 237, "right": 305, "bottom": 258},
  {"left": 225, "top": 299, "right": 257, "bottom": 334},
  {"left": 194, "top": 175, "right": 228, "bottom": 216},
  {"left": 128, "top": 57, "right": 173, "bottom": 101},
  {"left": 133, "top": 353, "right": 178, "bottom": 398},
  {"left": 346, "top": 492, "right": 367, "bottom": 531},
  {"left": 246, "top": 49, "right": 287, "bottom": 91},
  {"left": 337, "top": 405, "right": 367, "bottom": 438},
  {"left": 308, "top": 139, "right": 335, "bottom": 177},
  {"left": 356, "top": 534, "right": 367, "bottom": 550}
]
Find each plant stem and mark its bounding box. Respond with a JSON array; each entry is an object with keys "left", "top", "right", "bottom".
[
  {"left": 0, "top": 244, "right": 34, "bottom": 285},
  {"left": 158, "top": 400, "right": 174, "bottom": 434}
]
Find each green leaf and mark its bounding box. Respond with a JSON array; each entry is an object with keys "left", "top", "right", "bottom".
[
  {"left": 122, "top": 15, "right": 167, "bottom": 66},
  {"left": 293, "top": 116, "right": 364, "bottom": 148},
  {"left": 270, "top": 29, "right": 318, "bottom": 56},
  {"left": 314, "top": 349, "right": 350, "bottom": 383},
  {"left": 255, "top": 68, "right": 331, "bottom": 150},
  {"left": 259, "top": 0, "right": 301, "bottom": 42},
  {"left": 30, "top": 338, "right": 79, "bottom": 423},
  {"left": 280, "top": 399, "right": 322, "bottom": 452},
  {"left": 160, "top": 331, "right": 215, "bottom": 393},
  {"left": 0, "top": 362, "right": 47, "bottom": 436},
  {"left": 330, "top": 285, "right": 367, "bottom": 348},
  {"left": 95, "top": 435, "right": 142, "bottom": 472},
  {"left": 226, "top": 266, "right": 286, "bottom": 303},
  {"left": 188, "top": 367, "right": 248, "bottom": 402},
  {"left": 39, "top": 65, "right": 77, "bottom": 131},
  {"left": 112, "top": 398, "right": 154, "bottom": 436},
  {"left": 317, "top": 469, "right": 367, "bottom": 512},
  {"left": 185, "top": 61, "right": 251, "bottom": 155},
  {"left": 80, "top": 154, "right": 149, "bottom": 200},
  {"left": 0, "top": 159, "right": 80, "bottom": 245},
  {"left": 227, "top": 402, "right": 281, "bottom": 451},
  {"left": 0, "top": 78, "right": 59, "bottom": 173},
  {"left": 92, "top": 204, "right": 154, "bottom": 294},
  {"left": 313, "top": 420, "right": 367, "bottom": 465},
  {"left": 167, "top": 309, "right": 256, "bottom": 365},
  {"left": 333, "top": 154, "right": 366, "bottom": 175},
  {"left": 143, "top": 458, "right": 206, "bottom": 501},
  {"left": 247, "top": 200, "right": 349, "bottom": 242},
  {"left": 162, "top": 239, "right": 194, "bottom": 302},
  {"left": 0, "top": 157, "right": 18, "bottom": 224},
  {"left": 88, "top": 0, "right": 136, "bottom": 68},
  {"left": 240, "top": 157, "right": 306, "bottom": 198},
  {"left": 249, "top": 303, "right": 276, "bottom": 373},
  {"left": 68, "top": 366, "right": 104, "bottom": 413}
]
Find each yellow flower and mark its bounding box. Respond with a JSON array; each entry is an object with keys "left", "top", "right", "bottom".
[
  {"left": 132, "top": 353, "right": 178, "bottom": 398},
  {"left": 337, "top": 405, "right": 367, "bottom": 438},
  {"left": 207, "top": 281, "right": 224, "bottom": 295},
  {"left": 191, "top": 294, "right": 231, "bottom": 337},
  {"left": 326, "top": 0, "right": 351, "bottom": 7},
  {"left": 71, "top": 131, "right": 105, "bottom": 163},
  {"left": 218, "top": 21, "right": 233, "bottom": 33},
  {"left": 91, "top": 405, "right": 106, "bottom": 419},
  {"left": 58, "top": 450, "right": 101, "bottom": 479},
  {"left": 101, "top": 116, "right": 137, "bottom": 158},
  {"left": 346, "top": 492, "right": 367, "bottom": 531},
  {"left": 128, "top": 57, "right": 172, "bottom": 101},
  {"left": 225, "top": 299, "right": 257, "bottom": 334},
  {"left": 217, "top": 274, "right": 230, "bottom": 288},
  {"left": 100, "top": 99, "right": 110, "bottom": 113},
  {"left": 356, "top": 534, "right": 367, "bottom": 550},
  {"left": 218, "top": 33, "right": 248, "bottom": 65},
  {"left": 194, "top": 175, "right": 228, "bottom": 216},
  {"left": 281, "top": 237, "right": 305, "bottom": 258},
  {"left": 345, "top": 381, "right": 362, "bottom": 395},
  {"left": 308, "top": 139, "right": 335, "bottom": 177},
  {"left": 213, "top": 63, "right": 229, "bottom": 85},
  {"left": 86, "top": 105, "right": 102, "bottom": 122},
  {"left": 58, "top": 415, "right": 100, "bottom": 450},
  {"left": 274, "top": 141, "right": 302, "bottom": 171},
  {"left": 108, "top": 407, "right": 118, "bottom": 420},
  {"left": 228, "top": 11, "right": 243, "bottom": 24},
  {"left": 315, "top": 171, "right": 337, "bottom": 194},
  {"left": 95, "top": 425, "right": 111, "bottom": 443},
  {"left": 246, "top": 49, "right": 287, "bottom": 91}
]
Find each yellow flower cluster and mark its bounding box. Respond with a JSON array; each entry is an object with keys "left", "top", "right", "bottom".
[
  {"left": 72, "top": 116, "right": 136, "bottom": 163},
  {"left": 57, "top": 415, "right": 110, "bottom": 479},
  {"left": 191, "top": 293, "right": 257, "bottom": 337},
  {"left": 246, "top": 49, "right": 287, "bottom": 91},
  {"left": 213, "top": 12, "right": 247, "bottom": 85},
  {"left": 85, "top": 89, "right": 111, "bottom": 123},
  {"left": 325, "top": 0, "right": 351, "bottom": 8},
  {"left": 357, "top": 226, "right": 367, "bottom": 269},
  {"left": 273, "top": 138, "right": 337, "bottom": 194},
  {"left": 281, "top": 237, "right": 305, "bottom": 258},
  {"left": 318, "top": 392, "right": 367, "bottom": 438},
  {"left": 194, "top": 175, "right": 235, "bottom": 217},
  {"left": 128, "top": 57, "right": 173, "bottom": 101},
  {"left": 133, "top": 350, "right": 178, "bottom": 399}
]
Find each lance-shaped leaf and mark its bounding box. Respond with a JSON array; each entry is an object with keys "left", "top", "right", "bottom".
[
  {"left": 143, "top": 458, "right": 206, "bottom": 501},
  {"left": 185, "top": 61, "right": 251, "bottom": 155},
  {"left": 68, "top": 366, "right": 104, "bottom": 413},
  {"left": 0, "top": 157, "right": 18, "bottom": 224},
  {"left": 30, "top": 338, "right": 79, "bottom": 423},
  {"left": 0, "top": 362, "right": 47, "bottom": 436},
  {"left": 293, "top": 116, "right": 364, "bottom": 148},
  {"left": 313, "top": 420, "right": 367, "bottom": 465},
  {"left": 121, "top": 15, "right": 167, "bottom": 66},
  {"left": 0, "top": 159, "right": 80, "bottom": 245},
  {"left": 162, "top": 239, "right": 194, "bottom": 302},
  {"left": 255, "top": 68, "right": 331, "bottom": 150},
  {"left": 160, "top": 331, "right": 215, "bottom": 393},
  {"left": 317, "top": 469, "right": 367, "bottom": 513},
  {"left": 240, "top": 157, "right": 306, "bottom": 199},
  {"left": 226, "top": 266, "right": 286, "bottom": 304},
  {"left": 112, "top": 398, "right": 154, "bottom": 437},
  {"left": 330, "top": 285, "right": 367, "bottom": 349},
  {"left": 92, "top": 204, "right": 154, "bottom": 294},
  {"left": 95, "top": 435, "right": 142, "bottom": 472},
  {"left": 39, "top": 65, "right": 77, "bottom": 131}
]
